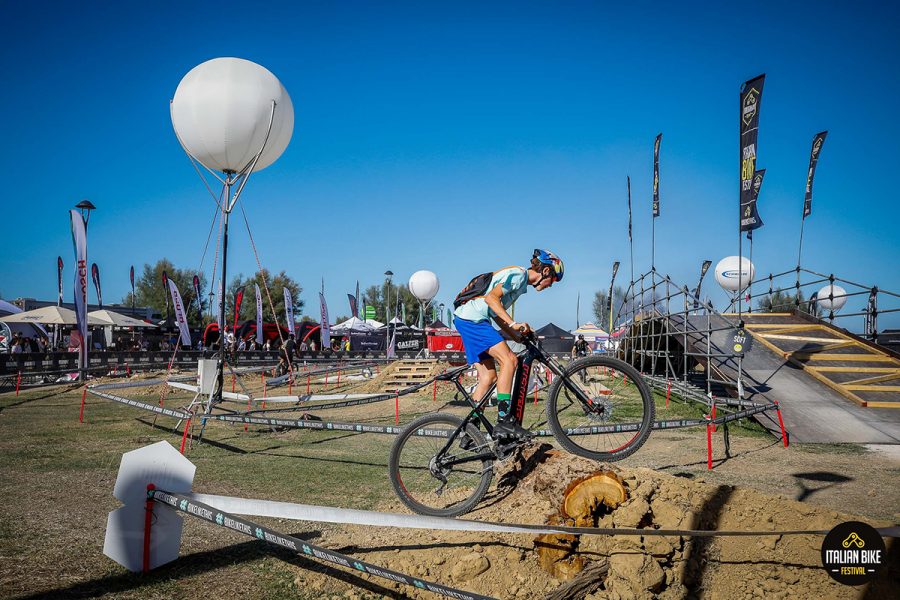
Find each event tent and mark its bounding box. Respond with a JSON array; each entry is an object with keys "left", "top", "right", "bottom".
[
  {"left": 0, "top": 305, "right": 106, "bottom": 326},
  {"left": 535, "top": 322, "right": 575, "bottom": 354},
  {"left": 331, "top": 316, "right": 376, "bottom": 333},
  {"left": 89, "top": 309, "right": 157, "bottom": 328},
  {"left": 572, "top": 322, "right": 609, "bottom": 352}
]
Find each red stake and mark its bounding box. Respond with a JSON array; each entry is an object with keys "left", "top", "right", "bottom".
[
  {"left": 395, "top": 392, "right": 400, "bottom": 425},
  {"left": 143, "top": 483, "right": 155, "bottom": 573},
  {"left": 666, "top": 380, "right": 671, "bottom": 408},
  {"left": 325, "top": 371, "right": 329, "bottom": 387},
  {"left": 179, "top": 418, "right": 191, "bottom": 454},
  {"left": 231, "top": 374, "right": 236, "bottom": 393},
  {"left": 306, "top": 373, "right": 311, "bottom": 395},
  {"left": 623, "top": 375, "right": 628, "bottom": 386},
  {"left": 433, "top": 378, "right": 437, "bottom": 402},
  {"left": 711, "top": 402, "right": 717, "bottom": 433},
  {"left": 534, "top": 382, "right": 539, "bottom": 404},
  {"left": 126, "top": 363, "right": 131, "bottom": 376},
  {"left": 288, "top": 377, "right": 293, "bottom": 396},
  {"left": 706, "top": 419, "right": 713, "bottom": 470},
  {"left": 15, "top": 371, "right": 21, "bottom": 396},
  {"left": 79, "top": 387, "right": 87, "bottom": 423},
  {"left": 775, "top": 401, "right": 789, "bottom": 447},
  {"left": 337, "top": 369, "right": 342, "bottom": 385}
]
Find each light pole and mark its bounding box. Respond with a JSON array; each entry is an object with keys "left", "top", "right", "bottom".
[
  {"left": 439, "top": 302, "right": 445, "bottom": 325},
  {"left": 384, "top": 270, "right": 393, "bottom": 324}
]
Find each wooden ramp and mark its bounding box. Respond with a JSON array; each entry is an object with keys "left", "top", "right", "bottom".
[
  {"left": 742, "top": 313, "right": 900, "bottom": 409},
  {"left": 380, "top": 359, "right": 441, "bottom": 393}
]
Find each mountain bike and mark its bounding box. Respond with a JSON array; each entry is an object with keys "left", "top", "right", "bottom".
[{"left": 388, "top": 332, "right": 654, "bottom": 516}]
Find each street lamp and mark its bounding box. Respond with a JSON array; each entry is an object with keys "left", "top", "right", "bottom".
[
  {"left": 384, "top": 270, "right": 393, "bottom": 323},
  {"left": 439, "top": 302, "right": 445, "bottom": 324},
  {"left": 76, "top": 199, "right": 96, "bottom": 224}
]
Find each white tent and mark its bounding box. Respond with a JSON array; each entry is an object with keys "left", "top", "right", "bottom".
[
  {"left": 89, "top": 310, "right": 158, "bottom": 328},
  {"left": 331, "top": 316, "right": 375, "bottom": 333},
  {"left": 0, "top": 305, "right": 106, "bottom": 326}
]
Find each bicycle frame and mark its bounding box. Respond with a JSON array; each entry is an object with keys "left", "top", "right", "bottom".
[{"left": 432, "top": 336, "right": 598, "bottom": 467}]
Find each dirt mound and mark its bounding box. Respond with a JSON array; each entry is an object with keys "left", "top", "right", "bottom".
[{"left": 321, "top": 445, "right": 894, "bottom": 599}]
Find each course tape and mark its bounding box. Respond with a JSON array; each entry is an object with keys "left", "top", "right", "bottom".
[
  {"left": 184, "top": 491, "right": 900, "bottom": 539},
  {"left": 153, "top": 489, "right": 493, "bottom": 600}
]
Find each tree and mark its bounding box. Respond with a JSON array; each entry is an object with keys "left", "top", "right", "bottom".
[
  {"left": 757, "top": 288, "right": 819, "bottom": 316},
  {"left": 592, "top": 286, "right": 633, "bottom": 327},
  {"left": 123, "top": 259, "right": 207, "bottom": 327},
  {"left": 225, "top": 269, "right": 304, "bottom": 326},
  {"left": 360, "top": 279, "right": 431, "bottom": 325}
]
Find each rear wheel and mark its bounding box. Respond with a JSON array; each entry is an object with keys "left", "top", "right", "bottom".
[
  {"left": 547, "top": 355, "right": 654, "bottom": 461},
  {"left": 389, "top": 413, "right": 494, "bottom": 517}
]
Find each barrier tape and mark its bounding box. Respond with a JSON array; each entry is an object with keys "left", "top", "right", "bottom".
[
  {"left": 152, "top": 490, "right": 494, "bottom": 600},
  {"left": 177, "top": 491, "right": 900, "bottom": 540}
]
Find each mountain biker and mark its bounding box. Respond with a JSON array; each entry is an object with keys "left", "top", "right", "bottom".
[
  {"left": 572, "top": 334, "right": 591, "bottom": 358},
  {"left": 453, "top": 249, "right": 564, "bottom": 440}
]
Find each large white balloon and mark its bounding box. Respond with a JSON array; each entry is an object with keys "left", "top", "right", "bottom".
[
  {"left": 714, "top": 256, "right": 755, "bottom": 292},
  {"left": 408, "top": 271, "right": 440, "bottom": 302},
  {"left": 817, "top": 284, "right": 848, "bottom": 313},
  {"left": 171, "top": 57, "right": 294, "bottom": 173}
]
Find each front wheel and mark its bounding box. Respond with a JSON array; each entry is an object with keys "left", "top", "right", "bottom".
[
  {"left": 389, "top": 413, "right": 494, "bottom": 517},
  {"left": 547, "top": 355, "right": 654, "bottom": 461}
]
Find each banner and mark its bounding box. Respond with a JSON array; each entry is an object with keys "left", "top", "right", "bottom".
[
  {"left": 347, "top": 294, "right": 358, "bottom": 320},
  {"left": 606, "top": 261, "right": 620, "bottom": 315},
  {"left": 167, "top": 279, "right": 192, "bottom": 347},
  {"left": 652, "top": 133, "right": 661, "bottom": 217},
  {"left": 57, "top": 257, "right": 64, "bottom": 306},
  {"left": 626, "top": 175, "right": 632, "bottom": 241},
  {"left": 803, "top": 131, "right": 828, "bottom": 218},
  {"left": 255, "top": 284, "right": 263, "bottom": 345},
  {"left": 319, "top": 292, "right": 331, "bottom": 349},
  {"left": 740, "top": 74, "right": 765, "bottom": 228},
  {"left": 365, "top": 304, "right": 376, "bottom": 321},
  {"left": 233, "top": 287, "right": 245, "bottom": 332},
  {"left": 354, "top": 281, "right": 360, "bottom": 317},
  {"left": 91, "top": 263, "right": 103, "bottom": 308},
  {"left": 130, "top": 265, "right": 135, "bottom": 313},
  {"left": 192, "top": 275, "right": 202, "bottom": 321},
  {"left": 69, "top": 210, "right": 88, "bottom": 368},
  {"left": 741, "top": 168, "right": 766, "bottom": 231},
  {"left": 284, "top": 288, "right": 295, "bottom": 335}
]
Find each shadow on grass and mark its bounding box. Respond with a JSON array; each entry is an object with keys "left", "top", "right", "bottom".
[
  {"left": 0, "top": 384, "right": 83, "bottom": 412},
  {"left": 791, "top": 471, "right": 853, "bottom": 502},
  {"left": 653, "top": 436, "right": 781, "bottom": 472},
  {"left": 12, "top": 530, "right": 409, "bottom": 600}
]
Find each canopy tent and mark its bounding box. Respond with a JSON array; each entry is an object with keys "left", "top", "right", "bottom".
[
  {"left": 0, "top": 299, "right": 48, "bottom": 344},
  {"left": 572, "top": 322, "right": 610, "bottom": 352},
  {"left": 89, "top": 309, "right": 157, "bottom": 328},
  {"left": 426, "top": 319, "right": 449, "bottom": 330},
  {"left": 331, "top": 316, "right": 376, "bottom": 333},
  {"left": 535, "top": 322, "right": 575, "bottom": 354},
  {"left": 0, "top": 305, "right": 106, "bottom": 326},
  {"left": 364, "top": 318, "right": 385, "bottom": 328}
]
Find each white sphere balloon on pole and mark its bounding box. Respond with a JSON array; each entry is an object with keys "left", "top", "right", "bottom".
[
  {"left": 817, "top": 284, "right": 848, "bottom": 313},
  {"left": 170, "top": 57, "right": 293, "bottom": 403},
  {"left": 171, "top": 57, "right": 294, "bottom": 174},
  {"left": 408, "top": 271, "right": 440, "bottom": 302},
  {"left": 714, "top": 256, "right": 755, "bottom": 293}
]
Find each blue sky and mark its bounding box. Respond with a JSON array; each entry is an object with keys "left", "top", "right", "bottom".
[{"left": 2, "top": 1, "right": 899, "bottom": 330}]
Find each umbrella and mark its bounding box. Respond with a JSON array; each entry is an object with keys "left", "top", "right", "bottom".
[
  {"left": 89, "top": 309, "right": 157, "bottom": 328},
  {"left": 0, "top": 305, "right": 106, "bottom": 325}
]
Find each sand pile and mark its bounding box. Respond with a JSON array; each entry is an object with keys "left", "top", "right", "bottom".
[{"left": 317, "top": 444, "right": 895, "bottom": 599}]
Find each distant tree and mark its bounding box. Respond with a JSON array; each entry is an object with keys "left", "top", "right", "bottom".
[
  {"left": 361, "top": 278, "right": 428, "bottom": 325},
  {"left": 757, "top": 288, "right": 819, "bottom": 316},
  {"left": 592, "top": 286, "right": 633, "bottom": 327},
  {"left": 123, "top": 259, "right": 207, "bottom": 327},
  {"left": 225, "top": 269, "right": 303, "bottom": 326}
]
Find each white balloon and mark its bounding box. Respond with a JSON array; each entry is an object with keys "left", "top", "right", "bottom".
[
  {"left": 408, "top": 271, "right": 440, "bottom": 302},
  {"left": 816, "top": 284, "right": 848, "bottom": 313},
  {"left": 714, "top": 256, "right": 755, "bottom": 292},
  {"left": 171, "top": 57, "right": 294, "bottom": 173}
]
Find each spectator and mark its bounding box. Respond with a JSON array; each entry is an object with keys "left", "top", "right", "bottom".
[
  {"left": 342, "top": 337, "right": 351, "bottom": 352},
  {"left": 283, "top": 333, "right": 296, "bottom": 366},
  {"left": 299, "top": 339, "right": 309, "bottom": 352},
  {"left": 237, "top": 337, "right": 246, "bottom": 351},
  {"left": 10, "top": 338, "right": 24, "bottom": 354},
  {"left": 309, "top": 339, "right": 317, "bottom": 353},
  {"left": 263, "top": 338, "right": 272, "bottom": 352}
]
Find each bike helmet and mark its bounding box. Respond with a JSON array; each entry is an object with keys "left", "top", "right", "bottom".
[{"left": 532, "top": 249, "right": 565, "bottom": 282}]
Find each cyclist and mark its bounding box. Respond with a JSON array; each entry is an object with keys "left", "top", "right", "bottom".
[
  {"left": 572, "top": 334, "right": 591, "bottom": 359},
  {"left": 453, "top": 249, "right": 564, "bottom": 440}
]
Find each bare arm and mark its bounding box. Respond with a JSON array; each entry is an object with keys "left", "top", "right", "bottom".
[{"left": 484, "top": 284, "right": 530, "bottom": 336}]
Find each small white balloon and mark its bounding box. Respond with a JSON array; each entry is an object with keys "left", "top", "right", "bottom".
[
  {"left": 714, "top": 256, "right": 755, "bottom": 292},
  {"left": 171, "top": 57, "right": 294, "bottom": 174},
  {"left": 408, "top": 271, "right": 440, "bottom": 302},
  {"left": 816, "top": 284, "right": 848, "bottom": 313}
]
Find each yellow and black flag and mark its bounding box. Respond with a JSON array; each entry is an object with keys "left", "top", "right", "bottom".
[
  {"left": 740, "top": 74, "right": 765, "bottom": 227},
  {"left": 803, "top": 131, "right": 828, "bottom": 218}
]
